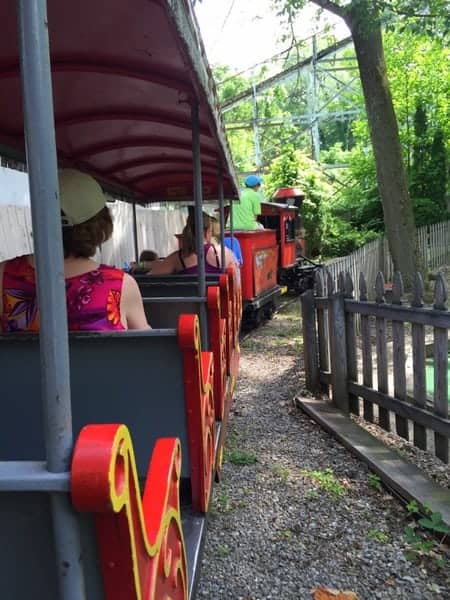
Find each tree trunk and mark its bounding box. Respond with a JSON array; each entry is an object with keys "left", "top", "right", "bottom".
[{"left": 345, "top": 5, "right": 419, "bottom": 286}]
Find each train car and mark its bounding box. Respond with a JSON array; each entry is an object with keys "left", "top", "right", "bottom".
[{"left": 0, "top": 1, "right": 240, "bottom": 599}]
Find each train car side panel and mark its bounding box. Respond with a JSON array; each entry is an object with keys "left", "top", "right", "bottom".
[
  {"left": 236, "top": 230, "right": 278, "bottom": 300},
  {"left": 253, "top": 245, "right": 278, "bottom": 296},
  {"left": 72, "top": 425, "right": 188, "bottom": 599}
]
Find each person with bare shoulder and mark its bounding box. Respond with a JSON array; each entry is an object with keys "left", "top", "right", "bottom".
[
  {"left": 0, "top": 169, "right": 150, "bottom": 332},
  {"left": 129, "top": 249, "right": 159, "bottom": 275},
  {"left": 150, "top": 211, "right": 237, "bottom": 276}
]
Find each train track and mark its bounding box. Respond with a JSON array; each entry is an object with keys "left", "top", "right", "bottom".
[{"left": 239, "top": 292, "right": 301, "bottom": 342}]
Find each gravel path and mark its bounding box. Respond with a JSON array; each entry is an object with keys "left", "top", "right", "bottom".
[{"left": 196, "top": 300, "right": 450, "bottom": 600}]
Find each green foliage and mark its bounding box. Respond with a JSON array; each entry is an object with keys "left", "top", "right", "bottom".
[
  {"left": 217, "top": 544, "right": 232, "bottom": 557},
  {"left": 406, "top": 499, "right": 420, "bottom": 514},
  {"left": 368, "top": 529, "right": 390, "bottom": 544},
  {"left": 412, "top": 197, "right": 446, "bottom": 227},
  {"left": 227, "top": 449, "right": 258, "bottom": 466},
  {"left": 265, "top": 144, "right": 299, "bottom": 192},
  {"left": 300, "top": 467, "right": 346, "bottom": 498},
  {"left": 427, "top": 129, "right": 448, "bottom": 210},
  {"left": 321, "top": 215, "right": 379, "bottom": 258},
  {"left": 265, "top": 146, "right": 336, "bottom": 257},
  {"left": 212, "top": 9, "right": 449, "bottom": 259},
  {"left": 403, "top": 501, "right": 450, "bottom": 568},
  {"left": 214, "top": 66, "right": 259, "bottom": 172},
  {"left": 322, "top": 29, "right": 449, "bottom": 244},
  {"left": 214, "top": 490, "right": 233, "bottom": 513},
  {"left": 271, "top": 464, "right": 290, "bottom": 481},
  {"left": 368, "top": 472, "right": 383, "bottom": 492},
  {"left": 419, "top": 511, "right": 450, "bottom": 535}
]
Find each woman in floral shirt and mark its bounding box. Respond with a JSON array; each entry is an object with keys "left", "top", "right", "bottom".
[{"left": 0, "top": 169, "right": 150, "bottom": 332}]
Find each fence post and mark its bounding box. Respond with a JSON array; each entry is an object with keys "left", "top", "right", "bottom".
[
  {"left": 315, "top": 269, "right": 329, "bottom": 393},
  {"left": 344, "top": 272, "right": 358, "bottom": 414},
  {"left": 301, "top": 288, "right": 319, "bottom": 392},
  {"left": 327, "top": 272, "right": 349, "bottom": 413}
]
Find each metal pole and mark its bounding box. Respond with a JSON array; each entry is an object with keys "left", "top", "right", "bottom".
[
  {"left": 230, "top": 196, "right": 234, "bottom": 240},
  {"left": 251, "top": 81, "right": 261, "bottom": 169},
  {"left": 310, "top": 35, "right": 320, "bottom": 163},
  {"left": 191, "top": 101, "right": 208, "bottom": 349},
  {"left": 132, "top": 202, "right": 139, "bottom": 262},
  {"left": 17, "top": 1, "right": 86, "bottom": 598},
  {"left": 218, "top": 169, "right": 226, "bottom": 270}
]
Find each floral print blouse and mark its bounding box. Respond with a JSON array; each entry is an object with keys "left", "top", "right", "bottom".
[{"left": 2, "top": 256, "right": 125, "bottom": 332}]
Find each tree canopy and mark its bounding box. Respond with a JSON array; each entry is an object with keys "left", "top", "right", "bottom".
[{"left": 210, "top": 2, "right": 449, "bottom": 266}]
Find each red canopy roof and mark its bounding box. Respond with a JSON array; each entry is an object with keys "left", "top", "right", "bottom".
[
  {"left": 0, "top": 0, "right": 239, "bottom": 202},
  {"left": 273, "top": 187, "right": 305, "bottom": 199}
]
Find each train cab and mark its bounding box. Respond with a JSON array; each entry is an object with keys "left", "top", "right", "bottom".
[
  {"left": 272, "top": 186, "right": 306, "bottom": 256},
  {"left": 265, "top": 187, "right": 320, "bottom": 294},
  {"left": 259, "top": 199, "right": 298, "bottom": 269}
]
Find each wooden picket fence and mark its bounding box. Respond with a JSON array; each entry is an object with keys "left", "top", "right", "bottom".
[
  {"left": 326, "top": 220, "right": 450, "bottom": 298},
  {"left": 301, "top": 268, "right": 450, "bottom": 464}
]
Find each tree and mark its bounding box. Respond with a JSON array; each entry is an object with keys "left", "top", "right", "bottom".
[
  {"left": 334, "top": 30, "right": 449, "bottom": 231},
  {"left": 410, "top": 103, "right": 429, "bottom": 197},
  {"left": 275, "top": 0, "right": 426, "bottom": 285},
  {"left": 409, "top": 102, "right": 448, "bottom": 223},
  {"left": 428, "top": 129, "right": 447, "bottom": 211},
  {"left": 265, "top": 146, "right": 336, "bottom": 256}
]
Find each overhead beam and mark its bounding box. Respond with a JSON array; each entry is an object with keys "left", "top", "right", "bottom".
[{"left": 221, "top": 36, "right": 353, "bottom": 113}]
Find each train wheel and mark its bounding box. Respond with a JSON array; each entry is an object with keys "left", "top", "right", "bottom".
[
  {"left": 265, "top": 304, "right": 275, "bottom": 320},
  {"left": 254, "top": 309, "right": 263, "bottom": 327}
]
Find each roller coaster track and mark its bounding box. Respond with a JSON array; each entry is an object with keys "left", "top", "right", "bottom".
[{"left": 220, "top": 36, "right": 353, "bottom": 113}]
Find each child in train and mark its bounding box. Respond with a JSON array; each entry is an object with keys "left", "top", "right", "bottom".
[
  {"left": 209, "top": 214, "right": 243, "bottom": 266},
  {"left": 129, "top": 249, "right": 159, "bottom": 274},
  {"left": 149, "top": 210, "right": 238, "bottom": 276},
  {"left": 0, "top": 169, "right": 150, "bottom": 332}
]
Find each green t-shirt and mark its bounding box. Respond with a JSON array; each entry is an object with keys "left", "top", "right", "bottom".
[{"left": 227, "top": 187, "right": 261, "bottom": 230}]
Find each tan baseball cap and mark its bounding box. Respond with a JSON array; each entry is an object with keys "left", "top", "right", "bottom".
[{"left": 59, "top": 169, "right": 106, "bottom": 226}]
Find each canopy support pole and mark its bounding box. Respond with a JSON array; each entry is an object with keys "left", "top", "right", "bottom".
[
  {"left": 229, "top": 196, "right": 234, "bottom": 241},
  {"left": 17, "top": 2, "right": 86, "bottom": 598},
  {"left": 132, "top": 202, "right": 139, "bottom": 262},
  {"left": 191, "top": 101, "right": 208, "bottom": 349},
  {"left": 218, "top": 169, "right": 226, "bottom": 270}
]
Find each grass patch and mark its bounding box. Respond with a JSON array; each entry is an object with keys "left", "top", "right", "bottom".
[
  {"left": 368, "top": 472, "right": 383, "bottom": 492},
  {"left": 214, "top": 490, "right": 233, "bottom": 513},
  {"left": 224, "top": 432, "right": 257, "bottom": 466},
  {"left": 367, "top": 529, "right": 390, "bottom": 544},
  {"left": 217, "top": 544, "right": 231, "bottom": 558},
  {"left": 301, "top": 467, "right": 346, "bottom": 498},
  {"left": 227, "top": 449, "right": 258, "bottom": 466},
  {"left": 271, "top": 463, "right": 290, "bottom": 482}
]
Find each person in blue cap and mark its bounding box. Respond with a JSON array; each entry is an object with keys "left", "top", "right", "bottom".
[{"left": 227, "top": 174, "right": 263, "bottom": 230}]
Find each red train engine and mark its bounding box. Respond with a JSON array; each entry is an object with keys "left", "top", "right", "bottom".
[{"left": 232, "top": 187, "right": 321, "bottom": 327}]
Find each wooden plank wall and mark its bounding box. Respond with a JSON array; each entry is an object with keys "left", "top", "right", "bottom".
[
  {"left": 0, "top": 205, "right": 33, "bottom": 261},
  {"left": 0, "top": 202, "right": 188, "bottom": 264}
]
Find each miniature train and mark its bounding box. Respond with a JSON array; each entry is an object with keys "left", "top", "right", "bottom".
[{"left": 234, "top": 187, "right": 321, "bottom": 328}]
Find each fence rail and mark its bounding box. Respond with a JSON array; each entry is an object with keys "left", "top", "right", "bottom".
[
  {"left": 301, "top": 269, "right": 450, "bottom": 465},
  {"left": 326, "top": 221, "right": 450, "bottom": 298}
]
